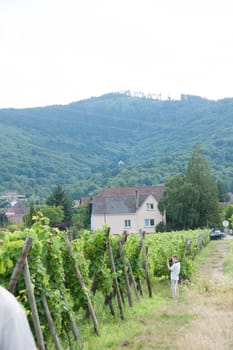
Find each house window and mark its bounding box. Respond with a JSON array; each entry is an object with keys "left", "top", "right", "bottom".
[
  {"left": 124, "top": 219, "right": 131, "bottom": 228},
  {"left": 146, "top": 203, "right": 154, "bottom": 210},
  {"left": 144, "top": 219, "right": 155, "bottom": 227}
]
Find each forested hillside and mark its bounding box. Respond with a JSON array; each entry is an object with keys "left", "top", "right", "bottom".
[{"left": 0, "top": 92, "right": 233, "bottom": 200}]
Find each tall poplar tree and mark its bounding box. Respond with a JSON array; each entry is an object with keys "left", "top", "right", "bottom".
[
  {"left": 159, "top": 145, "right": 220, "bottom": 229},
  {"left": 159, "top": 175, "right": 200, "bottom": 230},
  {"left": 185, "top": 144, "right": 219, "bottom": 227}
]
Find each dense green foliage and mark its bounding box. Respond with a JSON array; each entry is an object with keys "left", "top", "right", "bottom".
[
  {"left": 221, "top": 204, "right": 233, "bottom": 229},
  {"left": 0, "top": 93, "right": 233, "bottom": 199},
  {"left": 159, "top": 145, "right": 220, "bottom": 230},
  {"left": 23, "top": 186, "right": 90, "bottom": 230},
  {"left": 0, "top": 218, "right": 209, "bottom": 347},
  {"left": 23, "top": 203, "right": 64, "bottom": 227},
  {"left": 46, "top": 185, "right": 72, "bottom": 222}
]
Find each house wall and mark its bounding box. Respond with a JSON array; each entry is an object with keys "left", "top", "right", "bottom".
[
  {"left": 91, "top": 213, "right": 136, "bottom": 234},
  {"left": 136, "top": 194, "right": 165, "bottom": 233}
]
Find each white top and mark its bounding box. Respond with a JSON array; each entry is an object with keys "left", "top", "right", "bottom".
[
  {"left": 0, "top": 286, "right": 37, "bottom": 350},
  {"left": 170, "top": 262, "right": 181, "bottom": 281}
]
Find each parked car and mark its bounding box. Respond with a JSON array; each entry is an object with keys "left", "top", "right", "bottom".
[{"left": 210, "top": 229, "right": 225, "bottom": 240}]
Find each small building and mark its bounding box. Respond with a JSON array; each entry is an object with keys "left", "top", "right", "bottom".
[
  {"left": 5, "top": 202, "right": 28, "bottom": 224},
  {"left": 73, "top": 197, "right": 90, "bottom": 208},
  {"left": 91, "top": 186, "right": 165, "bottom": 234},
  {"left": 0, "top": 191, "right": 26, "bottom": 202}
]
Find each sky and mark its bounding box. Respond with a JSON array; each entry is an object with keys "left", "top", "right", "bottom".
[{"left": 1, "top": 0, "right": 233, "bottom": 108}]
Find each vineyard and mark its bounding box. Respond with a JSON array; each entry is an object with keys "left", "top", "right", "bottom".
[{"left": 0, "top": 214, "right": 210, "bottom": 349}]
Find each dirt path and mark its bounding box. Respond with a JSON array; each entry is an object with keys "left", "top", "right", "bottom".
[
  {"left": 126, "top": 237, "right": 233, "bottom": 350},
  {"left": 176, "top": 237, "right": 233, "bottom": 350},
  {"left": 200, "top": 236, "right": 231, "bottom": 278}
]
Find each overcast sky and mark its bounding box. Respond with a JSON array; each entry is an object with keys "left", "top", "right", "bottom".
[{"left": 1, "top": 0, "right": 233, "bottom": 108}]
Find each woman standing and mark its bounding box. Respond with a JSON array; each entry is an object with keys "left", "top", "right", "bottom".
[{"left": 167, "top": 255, "right": 181, "bottom": 298}]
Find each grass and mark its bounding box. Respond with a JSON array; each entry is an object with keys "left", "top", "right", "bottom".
[
  {"left": 58, "top": 239, "right": 233, "bottom": 349},
  {"left": 176, "top": 238, "right": 233, "bottom": 350},
  {"left": 81, "top": 287, "right": 168, "bottom": 350},
  {"left": 223, "top": 240, "right": 233, "bottom": 278},
  {"left": 77, "top": 278, "right": 198, "bottom": 350}
]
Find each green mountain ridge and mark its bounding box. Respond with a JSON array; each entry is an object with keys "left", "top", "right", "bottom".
[{"left": 0, "top": 92, "right": 233, "bottom": 199}]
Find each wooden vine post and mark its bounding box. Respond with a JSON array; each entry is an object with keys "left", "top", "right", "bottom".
[
  {"left": 8, "top": 236, "right": 33, "bottom": 294},
  {"left": 119, "top": 230, "right": 139, "bottom": 301},
  {"left": 89, "top": 226, "right": 109, "bottom": 296},
  {"left": 140, "top": 230, "right": 152, "bottom": 298},
  {"left": 65, "top": 235, "right": 99, "bottom": 334},
  {"left": 118, "top": 240, "right": 133, "bottom": 307},
  {"left": 8, "top": 237, "right": 62, "bottom": 349},
  {"left": 107, "top": 227, "right": 124, "bottom": 320},
  {"left": 126, "top": 260, "right": 140, "bottom": 301},
  {"left": 23, "top": 257, "right": 46, "bottom": 350},
  {"left": 119, "top": 230, "right": 139, "bottom": 302},
  {"left": 59, "top": 287, "right": 83, "bottom": 344},
  {"left": 42, "top": 294, "right": 62, "bottom": 350}
]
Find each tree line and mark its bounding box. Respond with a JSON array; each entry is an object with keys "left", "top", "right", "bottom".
[
  {"left": 1, "top": 94, "right": 233, "bottom": 200},
  {"left": 2, "top": 144, "right": 232, "bottom": 233}
]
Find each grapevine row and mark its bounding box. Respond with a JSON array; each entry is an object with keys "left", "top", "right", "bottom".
[{"left": 0, "top": 215, "right": 209, "bottom": 348}]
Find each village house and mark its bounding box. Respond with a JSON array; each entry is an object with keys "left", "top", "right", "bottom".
[
  {"left": 91, "top": 185, "right": 165, "bottom": 234},
  {"left": 0, "top": 191, "right": 26, "bottom": 203},
  {"left": 73, "top": 197, "right": 90, "bottom": 208},
  {"left": 5, "top": 201, "right": 28, "bottom": 224},
  {"left": 0, "top": 190, "right": 28, "bottom": 224}
]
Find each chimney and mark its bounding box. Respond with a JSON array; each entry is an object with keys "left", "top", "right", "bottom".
[{"left": 135, "top": 189, "right": 139, "bottom": 210}]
